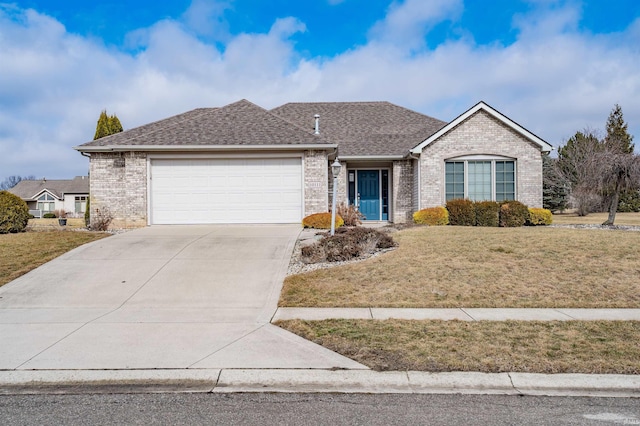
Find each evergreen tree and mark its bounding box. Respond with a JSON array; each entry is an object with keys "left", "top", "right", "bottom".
[
  {"left": 604, "top": 104, "right": 634, "bottom": 153},
  {"left": 542, "top": 154, "right": 568, "bottom": 212},
  {"left": 108, "top": 114, "right": 123, "bottom": 134},
  {"left": 93, "top": 110, "right": 123, "bottom": 140}
]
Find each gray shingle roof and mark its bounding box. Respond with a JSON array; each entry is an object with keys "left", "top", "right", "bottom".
[
  {"left": 270, "top": 102, "right": 447, "bottom": 156},
  {"left": 8, "top": 176, "right": 89, "bottom": 200},
  {"left": 77, "top": 100, "right": 332, "bottom": 149}
]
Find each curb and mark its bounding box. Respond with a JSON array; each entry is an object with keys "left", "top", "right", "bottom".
[{"left": 1, "top": 369, "right": 638, "bottom": 397}]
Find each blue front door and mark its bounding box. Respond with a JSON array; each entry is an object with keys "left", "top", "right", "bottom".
[{"left": 357, "top": 170, "right": 380, "bottom": 220}]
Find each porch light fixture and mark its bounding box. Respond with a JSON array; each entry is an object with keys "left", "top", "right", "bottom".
[{"left": 330, "top": 158, "right": 342, "bottom": 236}]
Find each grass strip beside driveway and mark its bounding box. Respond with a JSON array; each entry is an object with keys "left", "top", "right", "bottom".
[
  {"left": 0, "top": 231, "right": 109, "bottom": 287},
  {"left": 280, "top": 227, "right": 640, "bottom": 308},
  {"left": 277, "top": 319, "right": 640, "bottom": 374}
]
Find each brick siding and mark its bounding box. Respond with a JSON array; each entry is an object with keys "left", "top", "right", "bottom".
[{"left": 89, "top": 152, "right": 147, "bottom": 229}]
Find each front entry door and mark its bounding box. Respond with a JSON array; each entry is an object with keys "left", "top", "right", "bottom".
[{"left": 357, "top": 170, "right": 380, "bottom": 220}]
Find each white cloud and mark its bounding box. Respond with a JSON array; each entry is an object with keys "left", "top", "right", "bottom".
[
  {"left": 0, "top": 1, "right": 639, "bottom": 179},
  {"left": 368, "top": 0, "right": 463, "bottom": 50}
]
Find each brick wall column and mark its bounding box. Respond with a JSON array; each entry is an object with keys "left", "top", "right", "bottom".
[{"left": 392, "top": 159, "right": 414, "bottom": 223}]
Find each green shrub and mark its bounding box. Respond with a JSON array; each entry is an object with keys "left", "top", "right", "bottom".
[
  {"left": 0, "top": 190, "right": 30, "bottom": 234},
  {"left": 617, "top": 190, "right": 640, "bottom": 212},
  {"left": 499, "top": 201, "right": 530, "bottom": 227},
  {"left": 301, "top": 227, "right": 395, "bottom": 263},
  {"left": 527, "top": 208, "right": 553, "bottom": 226},
  {"left": 85, "top": 197, "right": 90, "bottom": 227},
  {"left": 302, "top": 212, "right": 344, "bottom": 229},
  {"left": 43, "top": 213, "right": 56, "bottom": 218},
  {"left": 446, "top": 199, "right": 475, "bottom": 226},
  {"left": 474, "top": 201, "right": 500, "bottom": 227},
  {"left": 413, "top": 206, "right": 449, "bottom": 226}
]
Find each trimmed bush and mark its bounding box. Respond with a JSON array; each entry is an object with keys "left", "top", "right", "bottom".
[
  {"left": 84, "top": 197, "right": 90, "bottom": 227},
  {"left": 527, "top": 208, "right": 553, "bottom": 226},
  {"left": 336, "top": 202, "right": 364, "bottom": 226},
  {"left": 301, "top": 227, "right": 395, "bottom": 263},
  {"left": 43, "top": 213, "right": 56, "bottom": 218},
  {"left": 413, "top": 206, "right": 449, "bottom": 226},
  {"left": 0, "top": 190, "right": 30, "bottom": 234},
  {"left": 474, "top": 201, "right": 500, "bottom": 227},
  {"left": 446, "top": 198, "right": 475, "bottom": 226},
  {"left": 499, "top": 201, "right": 530, "bottom": 227},
  {"left": 302, "top": 212, "right": 344, "bottom": 229}
]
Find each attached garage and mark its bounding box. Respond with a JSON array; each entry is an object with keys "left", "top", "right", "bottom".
[{"left": 150, "top": 157, "right": 303, "bottom": 224}]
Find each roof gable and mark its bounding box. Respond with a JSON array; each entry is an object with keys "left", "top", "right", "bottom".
[
  {"left": 411, "top": 101, "right": 553, "bottom": 154},
  {"left": 76, "top": 100, "right": 334, "bottom": 152}
]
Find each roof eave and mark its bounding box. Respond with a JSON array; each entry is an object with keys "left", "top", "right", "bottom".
[
  {"left": 74, "top": 144, "right": 338, "bottom": 153},
  {"left": 338, "top": 155, "right": 406, "bottom": 161}
]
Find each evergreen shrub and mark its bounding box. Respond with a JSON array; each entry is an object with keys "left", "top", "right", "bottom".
[
  {"left": 0, "top": 190, "right": 30, "bottom": 234},
  {"left": 302, "top": 212, "right": 344, "bottom": 229},
  {"left": 446, "top": 199, "right": 475, "bottom": 226},
  {"left": 474, "top": 201, "right": 500, "bottom": 227},
  {"left": 499, "top": 201, "right": 530, "bottom": 227},
  {"left": 413, "top": 206, "right": 449, "bottom": 226},
  {"left": 527, "top": 208, "right": 553, "bottom": 225}
]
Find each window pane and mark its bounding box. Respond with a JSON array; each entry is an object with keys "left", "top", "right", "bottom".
[
  {"left": 468, "top": 161, "right": 491, "bottom": 201},
  {"left": 495, "top": 161, "right": 515, "bottom": 201},
  {"left": 445, "top": 161, "right": 464, "bottom": 200}
]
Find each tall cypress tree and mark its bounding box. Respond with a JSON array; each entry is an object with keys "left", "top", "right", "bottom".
[
  {"left": 93, "top": 111, "right": 110, "bottom": 140},
  {"left": 108, "top": 114, "right": 123, "bottom": 134},
  {"left": 93, "top": 110, "right": 123, "bottom": 140}
]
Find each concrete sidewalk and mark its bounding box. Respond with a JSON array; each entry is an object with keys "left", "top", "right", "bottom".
[{"left": 273, "top": 307, "right": 640, "bottom": 321}]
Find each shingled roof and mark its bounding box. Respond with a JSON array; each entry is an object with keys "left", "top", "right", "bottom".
[
  {"left": 270, "top": 102, "right": 447, "bottom": 157},
  {"left": 76, "top": 100, "right": 335, "bottom": 151},
  {"left": 9, "top": 176, "right": 89, "bottom": 200}
]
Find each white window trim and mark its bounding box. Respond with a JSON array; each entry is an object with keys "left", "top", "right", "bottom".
[{"left": 444, "top": 157, "right": 517, "bottom": 202}]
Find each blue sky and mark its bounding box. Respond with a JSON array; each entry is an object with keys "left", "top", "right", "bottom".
[{"left": 1, "top": 0, "right": 639, "bottom": 179}]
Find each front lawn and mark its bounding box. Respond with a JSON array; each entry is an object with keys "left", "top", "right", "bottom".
[
  {"left": 277, "top": 319, "right": 640, "bottom": 374},
  {"left": 552, "top": 212, "right": 640, "bottom": 226},
  {"left": 280, "top": 226, "right": 640, "bottom": 308},
  {"left": 0, "top": 231, "right": 109, "bottom": 287}
]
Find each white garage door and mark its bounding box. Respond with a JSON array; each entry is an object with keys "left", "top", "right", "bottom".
[{"left": 150, "top": 158, "right": 303, "bottom": 224}]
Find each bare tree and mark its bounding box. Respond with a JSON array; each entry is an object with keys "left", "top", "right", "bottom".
[
  {"left": 0, "top": 175, "right": 36, "bottom": 190},
  {"left": 593, "top": 142, "right": 640, "bottom": 225}
]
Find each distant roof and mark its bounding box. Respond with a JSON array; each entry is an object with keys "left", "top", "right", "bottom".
[
  {"left": 8, "top": 176, "right": 89, "bottom": 200},
  {"left": 270, "top": 101, "right": 447, "bottom": 157},
  {"left": 76, "top": 99, "right": 335, "bottom": 152}
]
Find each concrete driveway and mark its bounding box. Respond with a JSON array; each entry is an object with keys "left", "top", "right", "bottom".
[{"left": 0, "top": 225, "right": 364, "bottom": 371}]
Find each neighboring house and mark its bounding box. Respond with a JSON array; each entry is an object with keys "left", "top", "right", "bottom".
[
  {"left": 74, "top": 99, "right": 553, "bottom": 228},
  {"left": 8, "top": 177, "right": 89, "bottom": 218}
]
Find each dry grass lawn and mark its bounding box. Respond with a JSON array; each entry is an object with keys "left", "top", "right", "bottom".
[
  {"left": 27, "top": 218, "right": 86, "bottom": 230},
  {"left": 277, "top": 319, "right": 640, "bottom": 374},
  {"left": 0, "top": 230, "right": 109, "bottom": 287},
  {"left": 280, "top": 226, "right": 640, "bottom": 308},
  {"left": 552, "top": 212, "right": 640, "bottom": 226}
]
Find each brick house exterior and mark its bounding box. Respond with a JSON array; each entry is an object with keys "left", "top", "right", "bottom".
[{"left": 75, "top": 100, "right": 552, "bottom": 228}]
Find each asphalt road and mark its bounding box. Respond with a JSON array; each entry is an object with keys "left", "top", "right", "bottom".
[{"left": 1, "top": 393, "right": 639, "bottom": 425}]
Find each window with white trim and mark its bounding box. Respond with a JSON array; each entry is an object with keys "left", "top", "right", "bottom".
[
  {"left": 445, "top": 158, "right": 516, "bottom": 202},
  {"left": 75, "top": 196, "right": 87, "bottom": 214},
  {"left": 37, "top": 193, "right": 55, "bottom": 212}
]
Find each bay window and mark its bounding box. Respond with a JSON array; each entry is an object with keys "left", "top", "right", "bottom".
[{"left": 445, "top": 157, "right": 515, "bottom": 202}]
